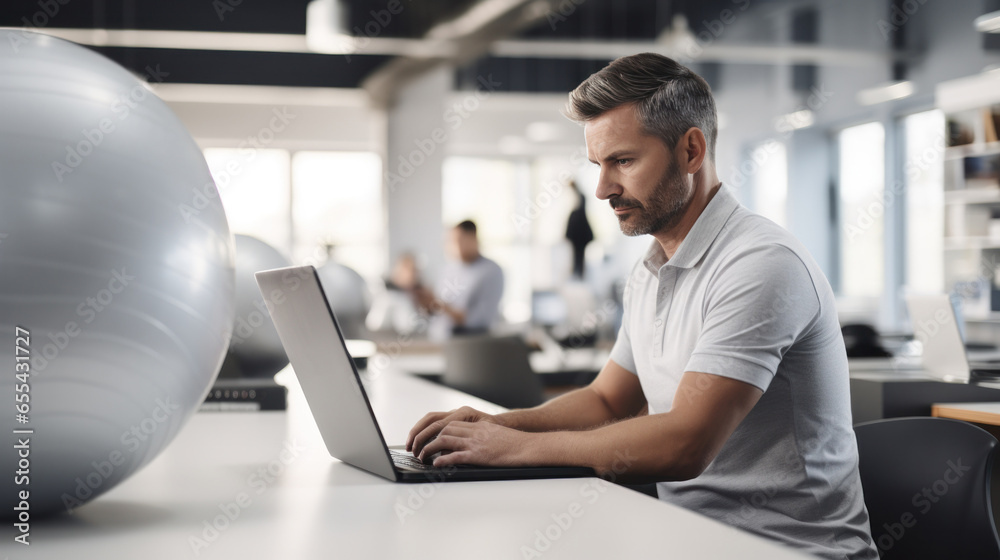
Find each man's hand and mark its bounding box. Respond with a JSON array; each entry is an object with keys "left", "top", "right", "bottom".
[
  {"left": 406, "top": 406, "right": 499, "bottom": 457},
  {"left": 412, "top": 286, "right": 438, "bottom": 313},
  {"left": 419, "top": 421, "right": 537, "bottom": 468}
]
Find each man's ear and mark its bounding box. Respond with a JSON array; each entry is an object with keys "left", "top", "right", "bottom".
[{"left": 677, "top": 127, "right": 707, "bottom": 175}]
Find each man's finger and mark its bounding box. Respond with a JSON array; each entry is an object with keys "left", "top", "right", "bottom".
[
  {"left": 433, "top": 450, "right": 474, "bottom": 468},
  {"left": 419, "top": 434, "right": 466, "bottom": 461},
  {"left": 411, "top": 418, "right": 454, "bottom": 456},
  {"left": 406, "top": 411, "right": 449, "bottom": 450},
  {"left": 438, "top": 422, "right": 474, "bottom": 438}
]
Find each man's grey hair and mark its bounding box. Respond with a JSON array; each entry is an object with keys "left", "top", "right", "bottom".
[{"left": 566, "top": 52, "right": 718, "bottom": 161}]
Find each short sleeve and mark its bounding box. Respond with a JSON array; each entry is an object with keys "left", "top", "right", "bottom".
[
  {"left": 609, "top": 270, "right": 637, "bottom": 375},
  {"left": 684, "top": 244, "right": 820, "bottom": 392},
  {"left": 462, "top": 262, "right": 504, "bottom": 329}
]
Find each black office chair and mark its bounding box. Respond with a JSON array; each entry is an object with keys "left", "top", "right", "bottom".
[
  {"left": 442, "top": 334, "right": 545, "bottom": 409},
  {"left": 842, "top": 323, "right": 892, "bottom": 358},
  {"left": 855, "top": 417, "right": 1000, "bottom": 559}
]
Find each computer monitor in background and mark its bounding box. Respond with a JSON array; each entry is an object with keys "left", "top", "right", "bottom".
[{"left": 531, "top": 290, "right": 568, "bottom": 327}]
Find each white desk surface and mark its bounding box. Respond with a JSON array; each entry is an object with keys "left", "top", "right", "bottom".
[
  {"left": 391, "top": 347, "right": 609, "bottom": 376},
  {"left": 17, "top": 366, "right": 808, "bottom": 560}
]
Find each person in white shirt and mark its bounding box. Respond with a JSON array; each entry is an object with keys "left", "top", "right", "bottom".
[{"left": 405, "top": 53, "right": 878, "bottom": 559}]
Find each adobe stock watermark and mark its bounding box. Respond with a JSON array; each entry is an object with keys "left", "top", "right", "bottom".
[
  {"left": 544, "top": 0, "right": 586, "bottom": 30},
  {"left": 188, "top": 439, "right": 308, "bottom": 555},
  {"left": 724, "top": 434, "right": 838, "bottom": 527},
  {"left": 673, "top": 0, "right": 752, "bottom": 65},
  {"left": 341, "top": 0, "right": 413, "bottom": 62},
  {"left": 234, "top": 263, "right": 331, "bottom": 348},
  {"left": 363, "top": 276, "right": 468, "bottom": 382},
  {"left": 7, "top": 0, "right": 72, "bottom": 53},
  {"left": 509, "top": 147, "right": 588, "bottom": 231},
  {"left": 51, "top": 65, "right": 171, "bottom": 183},
  {"left": 877, "top": 0, "right": 929, "bottom": 42},
  {"left": 873, "top": 457, "right": 971, "bottom": 553},
  {"left": 384, "top": 75, "right": 501, "bottom": 194},
  {"left": 31, "top": 267, "right": 136, "bottom": 373},
  {"left": 727, "top": 84, "right": 834, "bottom": 190},
  {"left": 393, "top": 464, "right": 459, "bottom": 524},
  {"left": 843, "top": 134, "right": 944, "bottom": 244},
  {"left": 61, "top": 395, "right": 181, "bottom": 512},
  {"left": 520, "top": 449, "right": 635, "bottom": 559},
  {"left": 178, "top": 106, "right": 296, "bottom": 223}
]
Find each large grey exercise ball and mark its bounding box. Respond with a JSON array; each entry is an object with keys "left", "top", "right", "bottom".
[
  {"left": 316, "top": 261, "right": 372, "bottom": 339},
  {"left": 0, "top": 31, "right": 235, "bottom": 518},
  {"left": 226, "top": 235, "right": 290, "bottom": 377}
]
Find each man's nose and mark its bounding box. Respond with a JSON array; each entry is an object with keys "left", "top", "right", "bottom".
[{"left": 594, "top": 168, "right": 621, "bottom": 200}]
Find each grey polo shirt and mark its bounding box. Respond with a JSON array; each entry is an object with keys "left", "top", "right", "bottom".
[
  {"left": 428, "top": 255, "right": 504, "bottom": 341},
  {"left": 609, "top": 185, "right": 878, "bottom": 560}
]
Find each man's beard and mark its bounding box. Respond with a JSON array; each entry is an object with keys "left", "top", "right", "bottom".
[{"left": 610, "top": 162, "right": 690, "bottom": 237}]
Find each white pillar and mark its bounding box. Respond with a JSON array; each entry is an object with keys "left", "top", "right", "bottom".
[{"left": 383, "top": 67, "right": 451, "bottom": 284}]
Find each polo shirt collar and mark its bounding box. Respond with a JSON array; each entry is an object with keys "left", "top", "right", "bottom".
[{"left": 642, "top": 184, "right": 740, "bottom": 274}]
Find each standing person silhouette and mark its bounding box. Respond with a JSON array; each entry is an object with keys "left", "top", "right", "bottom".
[{"left": 565, "top": 181, "right": 594, "bottom": 279}]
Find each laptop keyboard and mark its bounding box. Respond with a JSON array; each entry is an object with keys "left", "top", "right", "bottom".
[{"left": 390, "top": 449, "right": 435, "bottom": 470}]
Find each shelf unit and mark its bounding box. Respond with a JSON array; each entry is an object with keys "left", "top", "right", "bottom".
[{"left": 937, "top": 71, "right": 1000, "bottom": 327}]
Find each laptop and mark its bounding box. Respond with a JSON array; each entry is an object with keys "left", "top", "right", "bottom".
[
  {"left": 254, "top": 265, "right": 595, "bottom": 482},
  {"left": 905, "top": 294, "right": 1000, "bottom": 383}
]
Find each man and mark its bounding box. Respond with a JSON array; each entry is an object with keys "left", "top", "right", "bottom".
[
  {"left": 407, "top": 53, "right": 877, "bottom": 559},
  {"left": 417, "top": 220, "right": 504, "bottom": 340}
]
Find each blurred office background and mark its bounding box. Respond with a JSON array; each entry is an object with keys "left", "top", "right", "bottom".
[{"left": 7, "top": 0, "right": 1000, "bottom": 358}]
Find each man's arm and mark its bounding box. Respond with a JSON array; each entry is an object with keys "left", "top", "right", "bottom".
[
  {"left": 406, "top": 358, "right": 646, "bottom": 454},
  {"left": 496, "top": 358, "right": 646, "bottom": 431},
  {"left": 420, "top": 370, "right": 762, "bottom": 483},
  {"left": 414, "top": 287, "right": 467, "bottom": 325}
]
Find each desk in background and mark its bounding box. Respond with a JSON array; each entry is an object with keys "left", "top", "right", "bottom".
[
  {"left": 20, "top": 365, "right": 808, "bottom": 560},
  {"left": 393, "top": 346, "right": 608, "bottom": 394},
  {"left": 849, "top": 358, "right": 1000, "bottom": 423}
]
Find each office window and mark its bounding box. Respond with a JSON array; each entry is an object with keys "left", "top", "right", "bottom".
[
  {"left": 442, "top": 157, "right": 529, "bottom": 322},
  {"left": 903, "top": 110, "right": 945, "bottom": 294},
  {"left": 751, "top": 140, "right": 788, "bottom": 228},
  {"left": 291, "top": 151, "right": 384, "bottom": 279},
  {"left": 204, "top": 148, "right": 292, "bottom": 254},
  {"left": 203, "top": 148, "right": 384, "bottom": 280},
  {"left": 839, "top": 122, "right": 886, "bottom": 299},
  {"left": 528, "top": 156, "right": 596, "bottom": 289}
]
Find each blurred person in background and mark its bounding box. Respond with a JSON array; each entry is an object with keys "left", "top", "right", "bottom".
[
  {"left": 416, "top": 220, "right": 504, "bottom": 341},
  {"left": 366, "top": 252, "right": 424, "bottom": 336}
]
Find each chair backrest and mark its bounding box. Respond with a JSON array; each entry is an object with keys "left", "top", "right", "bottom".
[
  {"left": 854, "top": 417, "right": 1000, "bottom": 559},
  {"left": 442, "top": 334, "right": 544, "bottom": 409}
]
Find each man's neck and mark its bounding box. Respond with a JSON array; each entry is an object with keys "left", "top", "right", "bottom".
[{"left": 652, "top": 179, "right": 723, "bottom": 261}]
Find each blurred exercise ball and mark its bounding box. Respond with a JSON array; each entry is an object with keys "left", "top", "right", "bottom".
[
  {"left": 226, "top": 235, "right": 291, "bottom": 377},
  {"left": 0, "top": 32, "right": 235, "bottom": 517},
  {"left": 317, "top": 261, "right": 371, "bottom": 339}
]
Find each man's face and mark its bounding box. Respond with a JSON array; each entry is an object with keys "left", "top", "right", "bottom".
[
  {"left": 448, "top": 228, "right": 478, "bottom": 262},
  {"left": 585, "top": 104, "right": 691, "bottom": 237}
]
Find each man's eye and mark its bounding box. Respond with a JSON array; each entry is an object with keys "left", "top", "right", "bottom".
[{"left": 617, "top": 159, "right": 631, "bottom": 166}]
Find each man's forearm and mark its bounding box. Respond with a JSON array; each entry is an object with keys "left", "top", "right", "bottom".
[
  {"left": 517, "top": 413, "right": 702, "bottom": 483},
  {"left": 438, "top": 301, "right": 465, "bottom": 325},
  {"left": 493, "top": 385, "right": 626, "bottom": 432}
]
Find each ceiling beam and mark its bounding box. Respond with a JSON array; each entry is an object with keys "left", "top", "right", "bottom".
[{"left": 360, "top": 0, "right": 558, "bottom": 107}]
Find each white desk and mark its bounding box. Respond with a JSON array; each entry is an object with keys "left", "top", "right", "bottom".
[
  {"left": 19, "top": 366, "right": 807, "bottom": 560},
  {"left": 389, "top": 347, "right": 609, "bottom": 377}
]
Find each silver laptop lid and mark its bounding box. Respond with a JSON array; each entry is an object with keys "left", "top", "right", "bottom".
[
  {"left": 905, "top": 294, "right": 971, "bottom": 383},
  {"left": 255, "top": 265, "right": 397, "bottom": 481}
]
